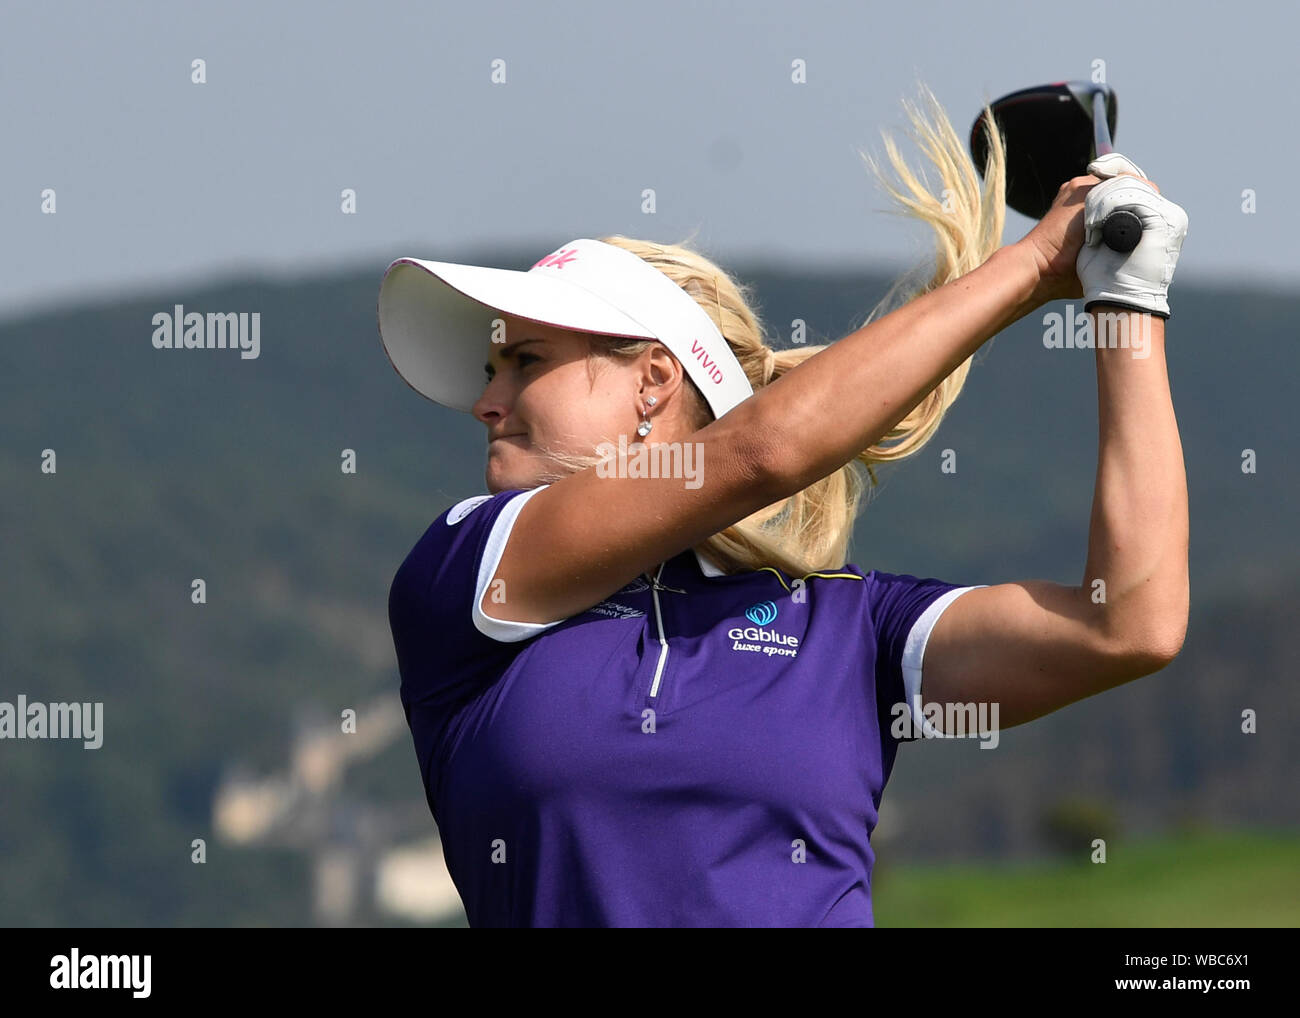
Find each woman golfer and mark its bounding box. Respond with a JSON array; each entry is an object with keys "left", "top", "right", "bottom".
[{"left": 378, "top": 97, "right": 1189, "bottom": 927}]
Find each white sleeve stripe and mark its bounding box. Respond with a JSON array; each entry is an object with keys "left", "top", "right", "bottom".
[
  {"left": 900, "top": 585, "right": 987, "bottom": 739},
  {"left": 471, "top": 485, "right": 562, "bottom": 644}
]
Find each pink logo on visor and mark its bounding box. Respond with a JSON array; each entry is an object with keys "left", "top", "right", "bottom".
[
  {"left": 691, "top": 338, "right": 724, "bottom": 384},
  {"left": 532, "top": 247, "right": 580, "bottom": 270}
]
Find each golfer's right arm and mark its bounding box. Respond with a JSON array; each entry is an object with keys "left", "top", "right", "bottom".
[{"left": 486, "top": 243, "right": 1044, "bottom": 626}]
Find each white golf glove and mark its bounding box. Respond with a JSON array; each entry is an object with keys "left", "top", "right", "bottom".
[{"left": 1076, "top": 152, "right": 1189, "bottom": 319}]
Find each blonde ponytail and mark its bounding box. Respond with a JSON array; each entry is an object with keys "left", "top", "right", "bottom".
[{"left": 535, "top": 82, "right": 1007, "bottom": 577}]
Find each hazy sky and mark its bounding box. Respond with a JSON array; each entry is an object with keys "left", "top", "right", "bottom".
[{"left": 3, "top": 0, "right": 1295, "bottom": 321}]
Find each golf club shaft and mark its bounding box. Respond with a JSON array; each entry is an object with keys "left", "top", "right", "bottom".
[
  {"left": 1092, "top": 91, "right": 1114, "bottom": 157},
  {"left": 1090, "top": 87, "right": 1142, "bottom": 254}
]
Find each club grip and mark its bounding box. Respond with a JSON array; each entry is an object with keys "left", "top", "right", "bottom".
[{"left": 1102, "top": 209, "right": 1142, "bottom": 253}]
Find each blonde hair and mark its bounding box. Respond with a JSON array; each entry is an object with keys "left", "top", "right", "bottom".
[{"left": 532, "top": 83, "right": 1006, "bottom": 577}]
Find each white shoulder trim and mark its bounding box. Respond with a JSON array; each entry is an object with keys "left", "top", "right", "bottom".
[
  {"left": 900, "top": 585, "right": 987, "bottom": 738},
  {"left": 471, "top": 485, "right": 565, "bottom": 643}
]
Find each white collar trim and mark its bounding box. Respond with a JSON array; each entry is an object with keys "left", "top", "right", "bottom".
[{"left": 693, "top": 548, "right": 726, "bottom": 577}]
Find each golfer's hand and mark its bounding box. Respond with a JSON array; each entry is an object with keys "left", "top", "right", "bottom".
[
  {"left": 1015, "top": 154, "right": 1152, "bottom": 305},
  {"left": 1018, "top": 153, "right": 1185, "bottom": 312},
  {"left": 1017, "top": 176, "right": 1102, "bottom": 305},
  {"left": 1077, "top": 157, "right": 1188, "bottom": 319}
]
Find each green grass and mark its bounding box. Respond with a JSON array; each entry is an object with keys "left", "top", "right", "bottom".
[{"left": 873, "top": 829, "right": 1300, "bottom": 927}]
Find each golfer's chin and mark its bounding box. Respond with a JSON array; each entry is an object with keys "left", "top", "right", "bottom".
[{"left": 484, "top": 443, "right": 535, "bottom": 494}]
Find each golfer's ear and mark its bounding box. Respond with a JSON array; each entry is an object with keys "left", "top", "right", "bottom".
[{"left": 641, "top": 344, "right": 687, "bottom": 400}]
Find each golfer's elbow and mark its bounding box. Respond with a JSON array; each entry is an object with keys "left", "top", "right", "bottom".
[
  {"left": 1148, "top": 613, "right": 1188, "bottom": 669},
  {"left": 1147, "top": 578, "right": 1191, "bottom": 667},
  {"left": 744, "top": 408, "right": 850, "bottom": 501},
  {"left": 722, "top": 399, "right": 801, "bottom": 503},
  {"left": 1110, "top": 606, "right": 1188, "bottom": 678}
]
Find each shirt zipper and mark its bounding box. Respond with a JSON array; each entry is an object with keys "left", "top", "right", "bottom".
[{"left": 645, "top": 561, "right": 685, "bottom": 699}]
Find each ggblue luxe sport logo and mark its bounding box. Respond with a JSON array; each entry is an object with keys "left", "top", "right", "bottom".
[{"left": 729, "top": 601, "right": 799, "bottom": 657}]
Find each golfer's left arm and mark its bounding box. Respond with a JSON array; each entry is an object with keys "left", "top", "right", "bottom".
[{"left": 919, "top": 309, "right": 1189, "bottom": 729}]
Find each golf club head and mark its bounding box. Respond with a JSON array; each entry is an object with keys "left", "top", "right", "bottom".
[{"left": 970, "top": 81, "right": 1118, "bottom": 219}]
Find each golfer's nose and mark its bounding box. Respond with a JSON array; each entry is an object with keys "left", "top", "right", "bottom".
[{"left": 472, "top": 376, "right": 511, "bottom": 424}]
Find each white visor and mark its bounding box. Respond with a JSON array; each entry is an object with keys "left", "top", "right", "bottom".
[{"left": 376, "top": 238, "right": 755, "bottom": 418}]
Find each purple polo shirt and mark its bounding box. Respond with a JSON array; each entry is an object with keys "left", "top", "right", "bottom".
[{"left": 389, "top": 485, "right": 981, "bottom": 927}]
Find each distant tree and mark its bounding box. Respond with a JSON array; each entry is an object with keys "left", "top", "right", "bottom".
[{"left": 1039, "top": 797, "right": 1120, "bottom": 860}]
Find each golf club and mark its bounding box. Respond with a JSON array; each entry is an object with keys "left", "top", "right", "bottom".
[{"left": 970, "top": 81, "right": 1143, "bottom": 253}]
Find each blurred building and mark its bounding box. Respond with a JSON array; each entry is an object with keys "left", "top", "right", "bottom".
[{"left": 212, "top": 695, "right": 463, "bottom": 925}]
